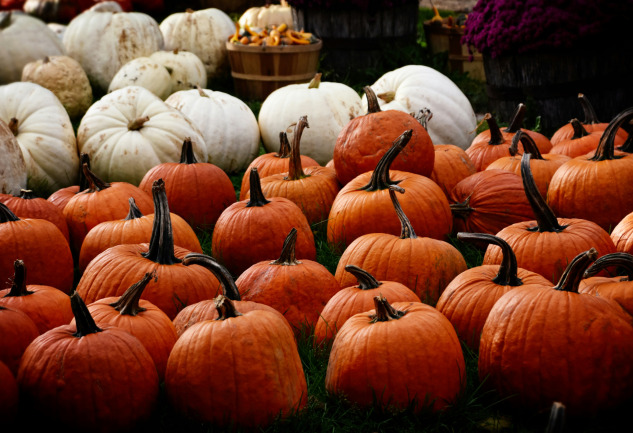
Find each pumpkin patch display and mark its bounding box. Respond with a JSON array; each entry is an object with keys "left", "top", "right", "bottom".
[
  {"left": 0, "top": 189, "right": 69, "bottom": 242},
  {"left": 238, "top": 2, "right": 293, "bottom": 29},
  {"left": 430, "top": 144, "right": 476, "bottom": 199},
  {"left": 258, "top": 73, "right": 363, "bottom": 166},
  {"left": 149, "top": 49, "right": 208, "bottom": 93},
  {"left": 108, "top": 56, "right": 173, "bottom": 100},
  {"left": 0, "top": 117, "right": 26, "bottom": 195},
  {"left": 45, "top": 152, "right": 90, "bottom": 212}
]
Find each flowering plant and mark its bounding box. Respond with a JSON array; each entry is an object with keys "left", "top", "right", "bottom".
[
  {"left": 284, "top": 0, "right": 415, "bottom": 12},
  {"left": 462, "top": 0, "right": 631, "bottom": 58}
]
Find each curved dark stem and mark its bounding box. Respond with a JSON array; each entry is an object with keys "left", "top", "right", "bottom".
[
  {"left": 521, "top": 153, "right": 567, "bottom": 233},
  {"left": 179, "top": 138, "right": 198, "bottom": 164},
  {"left": 450, "top": 196, "right": 473, "bottom": 219},
  {"left": 71, "top": 292, "right": 103, "bottom": 338},
  {"left": 512, "top": 130, "right": 543, "bottom": 159},
  {"left": 578, "top": 93, "right": 601, "bottom": 124},
  {"left": 0, "top": 202, "right": 20, "bottom": 223},
  {"left": 553, "top": 248, "right": 598, "bottom": 292},
  {"left": 590, "top": 107, "right": 633, "bottom": 162},
  {"left": 78, "top": 153, "right": 91, "bottom": 191},
  {"left": 125, "top": 197, "right": 144, "bottom": 220},
  {"left": 288, "top": 116, "right": 309, "bottom": 180},
  {"left": 364, "top": 86, "right": 382, "bottom": 114},
  {"left": 182, "top": 253, "right": 241, "bottom": 301},
  {"left": 214, "top": 295, "right": 242, "bottom": 320},
  {"left": 141, "top": 179, "right": 181, "bottom": 265},
  {"left": 271, "top": 228, "right": 300, "bottom": 266},
  {"left": 345, "top": 265, "right": 382, "bottom": 290},
  {"left": 569, "top": 119, "right": 589, "bottom": 140},
  {"left": 504, "top": 103, "right": 526, "bottom": 133},
  {"left": 110, "top": 272, "right": 155, "bottom": 315},
  {"left": 358, "top": 129, "right": 411, "bottom": 191},
  {"left": 4, "top": 260, "right": 33, "bottom": 297},
  {"left": 457, "top": 232, "right": 522, "bottom": 286},
  {"left": 82, "top": 163, "right": 110, "bottom": 192},
  {"left": 484, "top": 113, "right": 505, "bottom": 145},
  {"left": 388, "top": 185, "right": 417, "bottom": 239},
  {"left": 370, "top": 295, "right": 406, "bottom": 322},
  {"left": 246, "top": 168, "right": 271, "bottom": 207},
  {"left": 583, "top": 252, "right": 633, "bottom": 279},
  {"left": 276, "top": 132, "right": 292, "bottom": 158}
]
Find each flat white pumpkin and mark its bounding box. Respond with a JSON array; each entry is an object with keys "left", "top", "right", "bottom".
[
  {"left": 77, "top": 86, "right": 207, "bottom": 186},
  {"left": 258, "top": 74, "right": 363, "bottom": 165},
  {"left": 149, "top": 49, "right": 207, "bottom": 93},
  {"left": 0, "top": 118, "right": 27, "bottom": 195},
  {"left": 362, "top": 65, "right": 478, "bottom": 150},
  {"left": 159, "top": 8, "right": 235, "bottom": 81},
  {"left": 63, "top": 7, "right": 164, "bottom": 93},
  {"left": 0, "top": 82, "right": 78, "bottom": 195},
  {"left": 108, "top": 57, "right": 172, "bottom": 100},
  {"left": 0, "top": 11, "right": 65, "bottom": 84},
  {"left": 238, "top": 4, "right": 293, "bottom": 29},
  {"left": 165, "top": 87, "right": 260, "bottom": 173}
]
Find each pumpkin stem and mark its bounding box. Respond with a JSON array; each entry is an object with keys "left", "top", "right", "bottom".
[
  {"left": 8, "top": 118, "right": 18, "bottom": 136},
  {"left": 124, "top": 197, "right": 144, "bottom": 220},
  {"left": 411, "top": 108, "right": 432, "bottom": 130},
  {"left": 0, "top": 202, "right": 20, "bottom": 223},
  {"left": 82, "top": 163, "right": 110, "bottom": 192},
  {"left": 246, "top": 168, "right": 271, "bottom": 207},
  {"left": 287, "top": 116, "right": 309, "bottom": 180},
  {"left": 504, "top": 103, "right": 526, "bottom": 133},
  {"left": 271, "top": 228, "right": 300, "bottom": 266},
  {"left": 358, "top": 129, "right": 411, "bottom": 192},
  {"left": 0, "top": 11, "right": 11, "bottom": 29},
  {"left": 484, "top": 113, "right": 505, "bottom": 146},
  {"left": 617, "top": 130, "right": 633, "bottom": 153},
  {"left": 457, "top": 232, "right": 523, "bottom": 286},
  {"left": 4, "top": 260, "right": 33, "bottom": 297},
  {"left": 583, "top": 252, "right": 633, "bottom": 280},
  {"left": 109, "top": 272, "right": 155, "bottom": 316},
  {"left": 308, "top": 73, "right": 322, "bottom": 89},
  {"left": 388, "top": 185, "right": 417, "bottom": 239},
  {"left": 511, "top": 130, "right": 543, "bottom": 159},
  {"left": 545, "top": 402, "right": 567, "bottom": 433},
  {"left": 78, "top": 153, "right": 91, "bottom": 191},
  {"left": 569, "top": 118, "right": 589, "bottom": 140},
  {"left": 364, "top": 86, "right": 382, "bottom": 113},
  {"left": 182, "top": 253, "right": 241, "bottom": 300},
  {"left": 128, "top": 116, "right": 149, "bottom": 131},
  {"left": 345, "top": 265, "right": 382, "bottom": 290},
  {"left": 589, "top": 107, "right": 633, "bottom": 162},
  {"left": 553, "top": 248, "right": 598, "bottom": 293},
  {"left": 521, "top": 153, "right": 567, "bottom": 233},
  {"left": 370, "top": 295, "right": 406, "bottom": 322},
  {"left": 276, "top": 132, "right": 292, "bottom": 158},
  {"left": 196, "top": 85, "right": 208, "bottom": 98},
  {"left": 578, "top": 93, "right": 601, "bottom": 125},
  {"left": 17, "top": 189, "right": 36, "bottom": 199},
  {"left": 449, "top": 195, "right": 474, "bottom": 220},
  {"left": 71, "top": 292, "right": 103, "bottom": 338},
  {"left": 214, "top": 295, "right": 243, "bottom": 320},
  {"left": 141, "top": 178, "right": 182, "bottom": 265},
  {"left": 179, "top": 138, "right": 198, "bottom": 164}
]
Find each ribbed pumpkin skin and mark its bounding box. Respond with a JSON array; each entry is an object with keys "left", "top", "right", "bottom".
[
  {"left": 0, "top": 360, "right": 18, "bottom": 423},
  {"left": 0, "top": 284, "right": 73, "bottom": 334},
  {"left": 17, "top": 324, "right": 159, "bottom": 432},
  {"left": 579, "top": 276, "right": 633, "bottom": 316},
  {"left": 0, "top": 306, "right": 39, "bottom": 375},
  {"left": 0, "top": 192, "right": 69, "bottom": 241},
  {"left": 328, "top": 170, "right": 452, "bottom": 250},
  {"left": 165, "top": 308, "right": 308, "bottom": 428},
  {"left": 334, "top": 234, "right": 466, "bottom": 304},
  {"left": 75, "top": 244, "right": 221, "bottom": 319},
  {"left": 449, "top": 170, "right": 534, "bottom": 235},
  {"left": 478, "top": 287, "right": 633, "bottom": 415},
  {"left": 610, "top": 212, "right": 633, "bottom": 253},
  {"left": 47, "top": 185, "right": 79, "bottom": 212},
  {"left": 436, "top": 266, "right": 551, "bottom": 351},
  {"left": 430, "top": 144, "right": 476, "bottom": 199},
  {"left": 325, "top": 301, "right": 465, "bottom": 412},
  {"left": 467, "top": 129, "right": 552, "bottom": 172},
  {"left": 484, "top": 218, "right": 616, "bottom": 283},
  {"left": 548, "top": 130, "right": 607, "bottom": 158}
]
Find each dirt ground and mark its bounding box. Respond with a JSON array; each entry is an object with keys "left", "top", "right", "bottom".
[{"left": 419, "top": 0, "right": 478, "bottom": 12}]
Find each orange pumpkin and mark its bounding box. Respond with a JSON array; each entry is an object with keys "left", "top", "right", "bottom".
[
  {"left": 430, "top": 144, "right": 476, "bottom": 199},
  {"left": 0, "top": 189, "right": 69, "bottom": 242},
  {"left": 579, "top": 252, "right": 633, "bottom": 316},
  {"left": 0, "top": 305, "right": 39, "bottom": 376}
]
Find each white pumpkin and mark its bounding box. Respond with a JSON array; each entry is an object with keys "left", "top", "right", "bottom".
[
  {"left": 238, "top": 3, "right": 293, "bottom": 29},
  {"left": 77, "top": 86, "right": 208, "bottom": 186},
  {"left": 0, "top": 11, "right": 65, "bottom": 84},
  {"left": 258, "top": 74, "right": 363, "bottom": 165},
  {"left": 21, "top": 55, "right": 93, "bottom": 120},
  {"left": 47, "top": 22, "right": 67, "bottom": 40},
  {"left": 149, "top": 49, "right": 207, "bottom": 93},
  {"left": 63, "top": 7, "right": 164, "bottom": 93},
  {"left": 108, "top": 57, "right": 172, "bottom": 100},
  {"left": 361, "top": 65, "right": 478, "bottom": 150},
  {"left": 0, "top": 118, "right": 27, "bottom": 195},
  {"left": 0, "top": 82, "right": 78, "bottom": 195},
  {"left": 165, "top": 87, "right": 260, "bottom": 173},
  {"left": 159, "top": 8, "right": 235, "bottom": 81}
]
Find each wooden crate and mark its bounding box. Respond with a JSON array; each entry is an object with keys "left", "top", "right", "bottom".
[{"left": 423, "top": 21, "right": 484, "bottom": 81}]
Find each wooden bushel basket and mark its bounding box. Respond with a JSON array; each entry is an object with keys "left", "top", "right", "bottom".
[{"left": 226, "top": 40, "right": 322, "bottom": 101}]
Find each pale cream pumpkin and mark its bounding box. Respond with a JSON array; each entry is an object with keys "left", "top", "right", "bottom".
[
  {"left": 0, "top": 82, "right": 78, "bottom": 195},
  {"left": 108, "top": 57, "right": 172, "bottom": 100},
  {"left": 149, "top": 49, "right": 207, "bottom": 93},
  {"left": 47, "top": 22, "right": 66, "bottom": 40},
  {"left": 0, "top": 11, "right": 65, "bottom": 85},
  {"left": 0, "top": 118, "right": 27, "bottom": 195},
  {"left": 63, "top": 6, "right": 164, "bottom": 93},
  {"left": 21, "top": 55, "right": 93, "bottom": 120},
  {"left": 238, "top": 3, "right": 293, "bottom": 29},
  {"left": 77, "top": 86, "right": 207, "bottom": 186},
  {"left": 362, "top": 65, "right": 478, "bottom": 150},
  {"left": 165, "top": 87, "right": 260, "bottom": 173},
  {"left": 258, "top": 73, "right": 362, "bottom": 165},
  {"left": 159, "top": 8, "right": 235, "bottom": 81}
]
